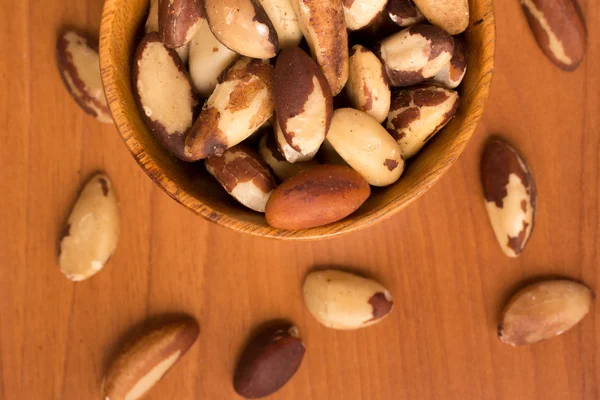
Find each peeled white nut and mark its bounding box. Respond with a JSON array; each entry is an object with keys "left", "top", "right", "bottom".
[
  {"left": 158, "top": 0, "right": 205, "bottom": 48},
  {"left": 133, "top": 33, "right": 199, "bottom": 161},
  {"left": 257, "top": 0, "right": 303, "bottom": 48},
  {"left": 56, "top": 30, "right": 112, "bottom": 124},
  {"left": 259, "top": 133, "right": 319, "bottom": 181},
  {"left": 499, "top": 280, "right": 592, "bottom": 346},
  {"left": 481, "top": 139, "right": 536, "bottom": 257},
  {"left": 59, "top": 174, "right": 119, "bottom": 282},
  {"left": 387, "top": 0, "right": 425, "bottom": 27},
  {"left": 204, "top": 0, "right": 279, "bottom": 59},
  {"left": 431, "top": 34, "right": 467, "bottom": 89},
  {"left": 346, "top": 45, "right": 391, "bottom": 123},
  {"left": 205, "top": 144, "right": 277, "bottom": 212},
  {"left": 386, "top": 84, "right": 459, "bottom": 159},
  {"left": 274, "top": 47, "right": 333, "bottom": 163},
  {"left": 291, "top": 0, "right": 349, "bottom": 95},
  {"left": 185, "top": 57, "right": 275, "bottom": 160},
  {"left": 374, "top": 24, "right": 454, "bottom": 87},
  {"left": 303, "top": 270, "right": 394, "bottom": 330},
  {"left": 412, "top": 0, "right": 469, "bottom": 34},
  {"left": 326, "top": 108, "right": 404, "bottom": 187},
  {"left": 188, "top": 20, "right": 239, "bottom": 97},
  {"left": 343, "top": 0, "right": 389, "bottom": 30}
]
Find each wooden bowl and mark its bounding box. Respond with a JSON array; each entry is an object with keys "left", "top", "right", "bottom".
[{"left": 99, "top": 0, "right": 495, "bottom": 240}]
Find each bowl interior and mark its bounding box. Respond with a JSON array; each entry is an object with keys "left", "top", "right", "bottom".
[{"left": 99, "top": 0, "right": 495, "bottom": 240}]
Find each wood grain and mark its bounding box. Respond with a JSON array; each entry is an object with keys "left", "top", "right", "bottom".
[
  {"left": 99, "top": 0, "right": 494, "bottom": 239},
  {"left": 0, "top": 0, "right": 598, "bottom": 399}
]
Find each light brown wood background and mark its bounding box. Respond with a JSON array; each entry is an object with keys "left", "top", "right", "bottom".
[{"left": 1, "top": 0, "right": 599, "bottom": 398}]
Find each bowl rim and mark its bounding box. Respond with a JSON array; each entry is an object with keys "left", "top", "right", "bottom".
[{"left": 99, "top": 0, "right": 496, "bottom": 240}]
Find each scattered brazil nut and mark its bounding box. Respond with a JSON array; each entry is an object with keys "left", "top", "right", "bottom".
[
  {"left": 185, "top": 57, "right": 274, "bottom": 160},
  {"left": 158, "top": 0, "right": 205, "bottom": 49},
  {"left": 234, "top": 324, "right": 305, "bottom": 398},
  {"left": 374, "top": 24, "right": 454, "bottom": 87},
  {"left": 343, "top": 0, "right": 389, "bottom": 31},
  {"left": 346, "top": 44, "right": 391, "bottom": 123},
  {"left": 204, "top": 0, "right": 279, "bottom": 59},
  {"left": 133, "top": 32, "right": 199, "bottom": 161},
  {"left": 326, "top": 108, "right": 404, "bottom": 186},
  {"left": 387, "top": 0, "right": 425, "bottom": 27},
  {"left": 303, "top": 269, "right": 394, "bottom": 329},
  {"left": 519, "top": 0, "right": 587, "bottom": 71},
  {"left": 481, "top": 139, "right": 536, "bottom": 257},
  {"left": 291, "top": 0, "right": 349, "bottom": 95},
  {"left": 206, "top": 144, "right": 277, "bottom": 212},
  {"left": 431, "top": 34, "right": 467, "bottom": 88},
  {"left": 188, "top": 20, "right": 239, "bottom": 97},
  {"left": 259, "top": 133, "right": 319, "bottom": 181},
  {"left": 102, "top": 318, "right": 199, "bottom": 400},
  {"left": 56, "top": 29, "right": 112, "bottom": 124},
  {"left": 386, "top": 84, "right": 459, "bottom": 159},
  {"left": 257, "top": 0, "right": 303, "bottom": 48},
  {"left": 412, "top": 0, "right": 469, "bottom": 35},
  {"left": 274, "top": 47, "right": 333, "bottom": 163},
  {"left": 59, "top": 174, "right": 119, "bottom": 282},
  {"left": 498, "top": 280, "right": 592, "bottom": 346},
  {"left": 265, "top": 164, "right": 370, "bottom": 229}
]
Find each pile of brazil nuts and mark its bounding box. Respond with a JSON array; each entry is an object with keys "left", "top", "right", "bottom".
[{"left": 132, "top": 0, "right": 469, "bottom": 229}]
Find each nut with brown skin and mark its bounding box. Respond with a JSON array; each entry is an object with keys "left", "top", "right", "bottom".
[
  {"left": 146, "top": 0, "right": 192, "bottom": 63},
  {"left": 431, "top": 34, "right": 467, "bottom": 89},
  {"left": 291, "top": 0, "right": 349, "bottom": 95},
  {"left": 481, "top": 139, "right": 536, "bottom": 257},
  {"left": 520, "top": 0, "right": 587, "bottom": 71},
  {"left": 303, "top": 270, "right": 394, "bottom": 330},
  {"left": 185, "top": 57, "right": 274, "bottom": 160},
  {"left": 387, "top": 0, "right": 425, "bottom": 27},
  {"left": 257, "top": 0, "right": 303, "bottom": 48},
  {"left": 374, "top": 24, "right": 454, "bottom": 87},
  {"left": 412, "top": 0, "right": 469, "bottom": 34},
  {"left": 265, "top": 164, "right": 370, "bottom": 229},
  {"left": 159, "top": 0, "right": 205, "bottom": 49},
  {"left": 133, "top": 33, "right": 199, "bottom": 162},
  {"left": 327, "top": 108, "right": 404, "bottom": 186},
  {"left": 259, "top": 133, "right": 319, "bottom": 181},
  {"left": 343, "top": 0, "right": 389, "bottom": 30},
  {"left": 234, "top": 324, "right": 305, "bottom": 398},
  {"left": 56, "top": 29, "right": 112, "bottom": 124},
  {"left": 59, "top": 174, "right": 119, "bottom": 282},
  {"left": 102, "top": 318, "right": 199, "bottom": 400},
  {"left": 498, "top": 280, "right": 592, "bottom": 346},
  {"left": 206, "top": 144, "right": 277, "bottom": 212},
  {"left": 188, "top": 20, "right": 239, "bottom": 97},
  {"left": 346, "top": 44, "right": 391, "bottom": 123},
  {"left": 386, "top": 84, "right": 459, "bottom": 159},
  {"left": 274, "top": 47, "right": 333, "bottom": 163},
  {"left": 204, "top": 0, "right": 279, "bottom": 59}
]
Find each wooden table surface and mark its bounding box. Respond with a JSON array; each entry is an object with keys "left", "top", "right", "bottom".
[{"left": 1, "top": 0, "right": 599, "bottom": 398}]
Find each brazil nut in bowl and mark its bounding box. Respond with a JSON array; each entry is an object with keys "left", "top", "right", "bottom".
[{"left": 99, "top": 0, "right": 495, "bottom": 239}]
